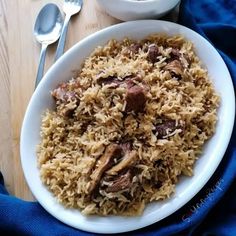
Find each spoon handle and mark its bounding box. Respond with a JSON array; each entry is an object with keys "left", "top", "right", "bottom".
[
  {"left": 35, "top": 43, "right": 48, "bottom": 88},
  {"left": 55, "top": 14, "right": 71, "bottom": 61}
]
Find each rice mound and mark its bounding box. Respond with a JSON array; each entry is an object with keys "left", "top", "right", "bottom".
[{"left": 37, "top": 34, "right": 219, "bottom": 216}]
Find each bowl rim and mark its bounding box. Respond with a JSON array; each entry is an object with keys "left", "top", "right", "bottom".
[{"left": 20, "top": 19, "right": 235, "bottom": 234}]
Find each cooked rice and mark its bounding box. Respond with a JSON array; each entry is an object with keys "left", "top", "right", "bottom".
[{"left": 37, "top": 34, "right": 219, "bottom": 216}]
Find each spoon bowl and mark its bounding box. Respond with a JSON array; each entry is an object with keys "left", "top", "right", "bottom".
[{"left": 34, "top": 3, "right": 63, "bottom": 87}]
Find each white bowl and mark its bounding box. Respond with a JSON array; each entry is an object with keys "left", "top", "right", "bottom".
[
  {"left": 20, "top": 20, "right": 235, "bottom": 234},
  {"left": 97, "top": 0, "right": 180, "bottom": 21}
]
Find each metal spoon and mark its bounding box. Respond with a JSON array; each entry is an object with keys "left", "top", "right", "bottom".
[
  {"left": 54, "top": 0, "right": 83, "bottom": 61},
  {"left": 34, "top": 3, "right": 63, "bottom": 88}
]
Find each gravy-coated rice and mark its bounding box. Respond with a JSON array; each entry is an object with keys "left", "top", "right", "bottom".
[{"left": 37, "top": 34, "right": 219, "bottom": 216}]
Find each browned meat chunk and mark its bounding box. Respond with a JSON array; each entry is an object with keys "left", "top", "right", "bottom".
[
  {"left": 164, "top": 60, "right": 184, "bottom": 80},
  {"left": 170, "top": 48, "right": 181, "bottom": 60},
  {"left": 97, "top": 74, "right": 146, "bottom": 113},
  {"left": 120, "top": 141, "right": 132, "bottom": 153},
  {"left": 52, "top": 82, "right": 80, "bottom": 117},
  {"left": 124, "top": 78, "right": 136, "bottom": 89},
  {"left": 97, "top": 74, "right": 142, "bottom": 88},
  {"left": 52, "top": 83, "right": 79, "bottom": 103},
  {"left": 147, "top": 44, "right": 160, "bottom": 63},
  {"left": 125, "top": 85, "right": 146, "bottom": 113},
  {"left": 154, "top": 119, "right": 183, "bottom": 139},
  {"left": 129, "top": 43, "right": 142, "bottom": 54},
  {"left": 96, "top": 75, "right": 121, "bottom": 86},
  {"left": 123, "top": 74, "right": 143, "bottom": 89},
  {"left": 106, "top": 150, "right": 138, "bottom": 175},
  {"left": 167, "top": 49, "right": 192, "bottom": 68},
  {"left": 106, "top": 170, "right": 133, "bottom": 193},
  {"left": 88, "top": 144, "right": 123, "bottom": 193}
]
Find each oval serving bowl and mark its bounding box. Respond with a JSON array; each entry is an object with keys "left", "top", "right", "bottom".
[{"left": 20, "top": 20, "right": 235, "bottom": 234}]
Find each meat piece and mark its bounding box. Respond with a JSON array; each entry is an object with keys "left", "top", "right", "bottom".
[
  {"left": 52, "top": 83, "right": 79, "bottom": 103},
  {"left": 105, "top": 170, "right": 133, "bottom": 193},
  {"left": 96, "top": 74, "right": 142, "bottom": 88},
  {"left": 167, "top": 50, "right": 191, "bottom": 68},
  {"left": 97, "top": 74, "right": 146, "bottom": 113},
  {"left": 147, "top": 44, "right": 160, "bottom": 63},
  {"left": 155, "top": 119, "right": 176, "bottom": 138},
  {"left": 120, "top": 142, "right": 132, "bottom": 153},
  {"left": 168, "top": 50, "right": 191, "bottom": 68},
  {"left": 129, "top": 43, "right": 142, "bottom": 54},
  {"left": 170, "top": 48, "right": 181, "bottom": 60},
  {"left": 123, "top": 74, "right": 143, "bottom": 89},
  {"left": 124, "top": 78, "right": 136, "bottom": 89},
  {"left": 96, "top": 75, "right": 120, "bottom": 86},
  {"left": 154, "top": 119, "right": 183, "bottom": 139},
  {"left": 125, "top": 85, "right": 146, "bottom": 113},
  {"left": 88, "top": 144, "right": 123, "bottom": 193},
  {"left": 52, "top": 82, "right": 80, "bottom": 117},
  {"left": 106, "top": 150, "right": 138, "bottom": 175},
  {"left": 164, "top": 59, "right": 184, "bottom": 80}
]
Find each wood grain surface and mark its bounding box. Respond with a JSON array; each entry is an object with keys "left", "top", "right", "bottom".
[
  {"left": 0, "top": 0, "right": 178, "bottom": 201},
  {"left": 0, "top": 0, "right": 119, "bottom": 201}
]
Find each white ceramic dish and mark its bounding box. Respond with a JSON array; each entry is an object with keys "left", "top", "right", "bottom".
[
  {"left": 21, "top": 20, "right": 235, "bottom": 234},
  {"left": 97, "top": 0, "right": 180, "bottom": 21}
]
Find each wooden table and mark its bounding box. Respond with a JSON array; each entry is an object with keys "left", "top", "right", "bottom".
[
  {"left": 0, "top": 0, "right": 178, "bottom": 201},
  {"left": 0, "top": 0, "right": 119, "bottom": 201}
]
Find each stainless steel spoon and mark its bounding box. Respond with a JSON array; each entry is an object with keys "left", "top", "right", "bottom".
[
  {"left": 34, "top": 3, "right": 63, "bottom": 88},
  {"left": 54, "top": 0, "right": 83, "bottom": 61}
]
